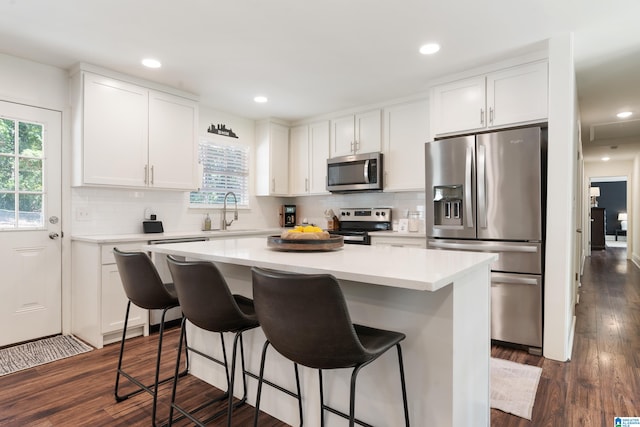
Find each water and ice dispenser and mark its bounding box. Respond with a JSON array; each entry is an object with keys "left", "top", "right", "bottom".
[{"left": 433, "top": 185, "right": 464, "bottom": 227}]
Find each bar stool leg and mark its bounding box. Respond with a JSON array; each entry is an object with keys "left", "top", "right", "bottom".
[
  {"left": 318, "top": 369, "right": 325, "bottom": 427},
  {"left": 253, "top": 340, "right": 270, "bottom": 427},
  {"left": 114, "top": 301, "right": 132, "bottom": 402},
  {"left": 396, "top": 344, "right": 410, "bottom": 427},
  {"left": 168, "top": 317, "right": 187, "bottom": 426},
  {"left": 293, "top": 363, "right": 302, "bottom": 427}
]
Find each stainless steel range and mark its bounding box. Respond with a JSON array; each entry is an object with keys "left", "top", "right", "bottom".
[{"left": 329, "top": 208, "right": 392, "bottom": 245}]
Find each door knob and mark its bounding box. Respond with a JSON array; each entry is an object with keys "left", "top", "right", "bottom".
[{"left": 49, "top": 232, "right": 59, "bottom": 240}]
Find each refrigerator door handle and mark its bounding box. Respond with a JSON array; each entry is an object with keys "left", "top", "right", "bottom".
[
  {"left": 428, "top": 240, "right": 538, "bottom": 253},
  {"left": 477, "top": 144, "right": 487, "bottom": 228},
  {"left": 492, "top": 273, "right": 539, "bottom": 286},
  {"left": 465, "top": 147, "right": 474, "bottom": 228}
]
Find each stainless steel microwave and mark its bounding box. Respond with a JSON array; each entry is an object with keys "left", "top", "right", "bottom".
[{"left": 327, "top": 152, "right": 383, "bottom": 192}]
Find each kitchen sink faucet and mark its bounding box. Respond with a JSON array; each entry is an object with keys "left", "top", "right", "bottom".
[{"left": 221, "top": 191, "right": 238, "bottom": 230}]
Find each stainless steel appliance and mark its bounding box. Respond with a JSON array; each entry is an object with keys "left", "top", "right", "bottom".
[
  {"left": 329, "top": 208, "right": 391, "bottom": 245},
  {"left": 279, "top": 204, "right": 296, "bottom": 228},
  {"left": 147, "top": 236, "right": 209, "bottom": 326},
  {"left": 327, "top": 152, "right": 383, "bottom": 192},
  {"left": 425, "top": 126, "right": 547, "bottom": 354}
]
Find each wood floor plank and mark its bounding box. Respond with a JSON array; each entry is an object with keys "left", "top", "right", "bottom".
[{"left": 0, "top": 246, "right": 638, "bottom": 425}]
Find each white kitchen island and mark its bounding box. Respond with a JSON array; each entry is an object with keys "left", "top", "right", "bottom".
[{"left": 144, "top": 238, "right": 497, "bottom": 427}]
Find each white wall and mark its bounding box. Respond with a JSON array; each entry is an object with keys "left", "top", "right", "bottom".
[{"left": 544, "top": 33, "right": 578, "bottom": 362}]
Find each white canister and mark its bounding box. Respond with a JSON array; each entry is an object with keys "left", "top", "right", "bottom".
[{"left": 408, "top": 212, "right": 420, "bottom": 232}]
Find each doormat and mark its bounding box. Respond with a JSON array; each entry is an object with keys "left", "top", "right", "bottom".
[
  {"left": 0, "top": 335, "right": 93, "bottom": 376},
  {"left": 490, "top": 357, "right": 542, "bottom": 420}
]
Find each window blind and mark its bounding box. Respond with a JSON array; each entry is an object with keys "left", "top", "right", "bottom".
[{"left": 190, "top": 139, "right": 249, "bottom": 207}]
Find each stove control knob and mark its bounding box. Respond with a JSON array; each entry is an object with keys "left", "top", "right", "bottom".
[{"left": 381, "top": 211, "right": 385, "bottom": 216}]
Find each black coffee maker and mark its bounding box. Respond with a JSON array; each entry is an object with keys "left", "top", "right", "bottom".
[{"left": 280, "top": 205, "right": 296, "bottom": 227}]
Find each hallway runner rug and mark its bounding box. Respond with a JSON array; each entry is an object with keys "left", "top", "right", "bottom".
[
  {"left": 490, "top": 357, "right": 542, "bottom": 420},
  {"left": 0, "top": 335, "right": 93, "bottom": 376}
]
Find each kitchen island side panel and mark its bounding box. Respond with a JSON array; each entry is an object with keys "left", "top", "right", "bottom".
[{"left": 184, "top": 261, "right": 490, "bottom": 427}]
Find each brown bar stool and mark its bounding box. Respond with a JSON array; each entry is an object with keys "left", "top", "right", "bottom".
[
  {"left": 112, "top": 248, "right": 188, "bottom": 427},
  {"left": 251, "top": 267, "right": 410, "bottom": 427},
  {"left": 166, "top": 256, "right": 260, "bottom": 427}
]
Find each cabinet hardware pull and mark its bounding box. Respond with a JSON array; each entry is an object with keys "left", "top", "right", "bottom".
[
  {"left": 305, "top": 178, "right": 309, "bottom": 192},
  {"left": 144, "top": 165, "right": 148, "bottom": 184},
  {"left": 271, "top": 178, "right": 275, "bottom": 192},
  {"left": 150, "top": 165, "right": 154, "bottom": 185},
  {"left": 489, "top": 107, "right": 494, "bottom": 125},
  {"left": 350, "top": 141, "right": 354, "bottom": 153},
  {"left": 480, "top": 108, "right": 485, "bottom": 125}
]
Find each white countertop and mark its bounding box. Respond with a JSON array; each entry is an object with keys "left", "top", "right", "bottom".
[
  {"left": 143, "top": 237, "right": 497, "bottom": 292},
  {"left": 71, "top": 228, "right": 282, "bottom": 243}
]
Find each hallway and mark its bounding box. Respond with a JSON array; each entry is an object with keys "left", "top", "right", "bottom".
[{"left": 491, "top": 246, "right": 640, "bottom": 425}]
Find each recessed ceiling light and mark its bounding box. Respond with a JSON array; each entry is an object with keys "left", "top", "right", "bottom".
[
  {"left": 601, "top": 157, "right": 610, "bottom": 161},
  {"left": 254, "top": 96, "right": 268, "bottom": 103},
  {"left": 419, "top": 43, "right": 440, "bottom": 55},
  {"left": 617, "top": 111, "right": 632, "bottom": 119},
  {"left": 142, "top": 58, "right": 162, "bottom": 68}
]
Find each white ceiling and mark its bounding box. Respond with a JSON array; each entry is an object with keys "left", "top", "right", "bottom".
[{"left": 0, "top": 0, "right": 639, "bottom": 161}]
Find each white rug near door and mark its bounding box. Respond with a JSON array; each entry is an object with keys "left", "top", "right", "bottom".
[
  {"left": 0, "top": 335, "right": 93, "bottom": 376},
  {"left": 490, "top": 357, "right": 542, "bottom": 420}
]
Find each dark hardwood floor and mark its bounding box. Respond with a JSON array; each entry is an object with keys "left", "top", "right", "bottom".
[{"left": 0, "top": 246, "right": 637, "bottom": 426}]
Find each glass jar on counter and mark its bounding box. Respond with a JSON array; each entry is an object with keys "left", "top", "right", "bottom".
[{"left": 408, "top": 211, "right": 420, "bottom": 232}]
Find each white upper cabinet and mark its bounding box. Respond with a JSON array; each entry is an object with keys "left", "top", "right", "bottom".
[
  {"left": 255, "top": 120, "right": 289, "bottom": 196},
  {"left": 290, "top": 121, "right": 330, "bottom": 196},
  {"left": 289, "top": 125, "right": 309, "bottom": 195},
  {"left": 331, "top": 109, "right": 381, "bottom": 157},
  {"left": 432, "top": 76, "right": 485, "bottom": 136},
  {"left": 486, "top": 62, "right": 548, "bottom": 128},
  {"left": 71, "top": 70, "right": 198, "bottom": 190},
  {"left": 432, "top": 61, "right": 548, "bottom": 136},
  {"left": 308, "top": 121, "right": 330, "bottom": 194},
  {"left": 148, "top": 91, "right": 198, "bottom": 189},
  {"left": 383, "top": 99, "right": 429, "bottom": 191}
]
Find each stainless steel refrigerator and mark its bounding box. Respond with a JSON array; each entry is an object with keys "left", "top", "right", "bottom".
[{"left": 425, "top": 126, "right": 546, "bottom": 354}]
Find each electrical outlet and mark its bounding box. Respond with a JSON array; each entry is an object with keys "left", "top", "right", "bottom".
[{"left": 76, "top": 207, "right": 91, "bottom": 221}]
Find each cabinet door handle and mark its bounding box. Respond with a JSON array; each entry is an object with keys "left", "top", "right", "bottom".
[
  {"left": 150, "top": 165, "right": 154, "bottom": 185},
  {"left": 480, "top": 108, "right": 485, "bottom": 126},
  {"left": 350, "top": 141, "right": 354, "bottom": 153},
  {"left": 144, "top": 165, "right": 148, "bottom": 184},
  {"left": 305, "top": 178, "right": 309, "bottom": 192},
  {"left": 489, "top": 107, "right": 494, "bottom": 125},
  {"left": 271, "top": 178, "right": 275, "bottom": 192}
]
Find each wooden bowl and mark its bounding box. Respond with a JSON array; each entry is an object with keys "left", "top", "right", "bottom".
[{"left": 267, "top": 235, "right": 344, "bottom": 251}]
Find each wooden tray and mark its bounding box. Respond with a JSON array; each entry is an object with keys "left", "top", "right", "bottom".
[{"left": 267, "top": 235, "right": 344, "bottom": 251}]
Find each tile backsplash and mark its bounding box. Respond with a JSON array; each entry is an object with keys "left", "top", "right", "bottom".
[{"left": 71, "top": 187, "right": 425, "bottom": 236}]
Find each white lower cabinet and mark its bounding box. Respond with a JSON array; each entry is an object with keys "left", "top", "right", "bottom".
[{"left": 71, "top": 241, "right": 148, "bottom": 348}]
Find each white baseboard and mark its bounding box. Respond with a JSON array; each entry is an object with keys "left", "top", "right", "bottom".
[
  {"left": 567, "top": 315, "right": 576, "bottom": 361},
  {"left": 633, "top": 253, "right": 640, "bottom": 270}
]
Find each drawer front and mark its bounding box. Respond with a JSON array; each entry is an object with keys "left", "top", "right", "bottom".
[
  {"left": 491, "top": 273, "right": 542, "bottom": 348},
  {"left": 427, "top": 239, "right": 542, "bottom": 274},
  {"left": 101, "top": 242, "right": 144, "bottom": 264}
]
